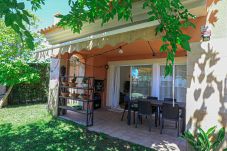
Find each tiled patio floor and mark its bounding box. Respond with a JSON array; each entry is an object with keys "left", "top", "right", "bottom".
[{"left": 60, "top": 109, "right": 186, "bottom": 151}]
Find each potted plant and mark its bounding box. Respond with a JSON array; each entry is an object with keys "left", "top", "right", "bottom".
[
  {"left": 70, "top": 91, "right": 80, "bottom": 98},
  {"left": 81, "top": 93, "right": 90, "bottom": 100},
  {"left": 69, "top": 74, "right": 77, "bottom": 87},
  {"left": 181, "top": 126, "right": 225, "bottom": 151},
  {"left": 62, "top": 78, "right": 69, "bottom": 86},
  {"left": 82, "top": 77, "right": 89, "bottom": 88},
  {"left": 61, "top": 90, "right": 70, "bottom": 97}
]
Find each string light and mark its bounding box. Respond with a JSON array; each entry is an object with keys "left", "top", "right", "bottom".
[
  {"left": 86, "top": 43, "right": 127, "bottom": 59},
  {"left": 62, "top": 44, "right": 127, "bottom": 69}
]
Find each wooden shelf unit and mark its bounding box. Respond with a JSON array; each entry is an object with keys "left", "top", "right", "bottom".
[{"left": 58, "top": 76, "right": 94, "bottom": 126}]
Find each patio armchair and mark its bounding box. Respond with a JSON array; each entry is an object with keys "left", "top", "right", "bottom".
[
  {"left": 160, "top": 102, "right": 180, "bottom": 136},
  {"left": 135, "top": 100, "right": 154, "bottom": 131},
  {"left": 121, "top": 96, "right": 138, "bottom": 123}
]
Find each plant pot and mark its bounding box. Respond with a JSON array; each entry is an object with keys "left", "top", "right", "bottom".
[
  {"left": 61, "top": 92, "right": 70, "bottom": 97},
  {"left": 70, "top": 93, "right": 80, "bottom": 98},
  {"left": 62, "top": 81, "right": 69, "bottom": 86},
  {"left": 82, "top": 94, "right": 90, "bottom": 100},
  {"left": 68, "top": 82, "right": 77, "bottom": 87}
]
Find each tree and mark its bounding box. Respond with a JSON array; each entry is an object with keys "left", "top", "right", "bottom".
[
  {"left": 0, "top": 0, "right": 195, "bottom": 75},
  {"left": 0, "top": 20, "right": 41, "bottom": 107},
  {"left": 0, "top": 0, "right": 45, "bottom": 49}
]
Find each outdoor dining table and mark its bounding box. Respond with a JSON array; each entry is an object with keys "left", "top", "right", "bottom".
[{"left": 127, "top": 99, "right": 186, "bottom": 133}]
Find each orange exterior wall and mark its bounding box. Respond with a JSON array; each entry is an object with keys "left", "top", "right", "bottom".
[{"left": 84, "top": 52, "right": 187, "bottom": 107}]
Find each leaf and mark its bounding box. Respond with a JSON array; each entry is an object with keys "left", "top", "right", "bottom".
[
  {"left": 4, "top": 14, "right": 14, "bottom": 27},
  {"left": 11, "top": 24, "right": 20, "bottom": 34},
  {"left": 206, "top": 126, "right": 216, "bottom": 137},
  {"left": 164, "top": 64, "right": 173, "bottom": 77},
  {"left": 147, "top": 11, "right": 154, "bottom": 15},
  {"left": 149, "top": 16, "right": 157, "bottom": 21},
  {"left": 22, "top": 10, "right": 33, "bottom": 18},
  {"left": 143, "top": 1, "right": 149, "bottom": 9},
  {"left": 17, "top": 2, "right": 25, "bottom": 10},
  {"left": 155, "top": 24, "right": 164, "bottom": 35},
  {"left": 181, "top": 131, "right": 197, "bottom": 147},
  {"left": 198, "top": 128, "right": 210, "bottom": 149},
  {"left": 25, "top": 37, "right": 34, "bottom": 50},
  {"left": 160, "top": 44, "right": 169, "bottom": 52},
  {"left": 179, "top": 34, "right": 191, "bottom": 51},
  {"left": 211, "top": 127, "right": 225, "bottom": 150},
  {"left": 181, "top": 21, "right": 196, "bottom": 28},
  {"left": 181, "top": 41, "right": 191, "bottom": 51}
]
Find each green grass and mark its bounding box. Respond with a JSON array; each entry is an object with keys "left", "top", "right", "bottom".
[{"left": 0, "top": 104, "right": 154, "bottom": 151}]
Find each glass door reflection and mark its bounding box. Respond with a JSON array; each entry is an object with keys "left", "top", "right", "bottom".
[{"left": 130, "top": 65, "right": 152, "bottom": 100}]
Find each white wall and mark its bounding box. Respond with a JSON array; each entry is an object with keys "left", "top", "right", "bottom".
[{"left": 186, "top": 0, "right": 227, "bottom": 149}]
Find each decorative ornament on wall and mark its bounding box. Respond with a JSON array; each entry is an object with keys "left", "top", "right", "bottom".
[
  {"left": 105, "top": 64, "right": 109, "bottom": 70},
  {"left": 118, "top": 46, "right": 124, "bottom": 54},
  {"left": 201, "top": 25, "right": 211, "bottom": 41}
]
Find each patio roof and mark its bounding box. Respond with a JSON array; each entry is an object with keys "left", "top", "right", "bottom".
[{"left": 35, "top": 21, "right": 161, "bottom": 59}]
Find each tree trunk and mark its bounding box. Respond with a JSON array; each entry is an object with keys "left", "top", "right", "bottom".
[{"left": 0, "top": 85, "right": 13, "bottom": 108}]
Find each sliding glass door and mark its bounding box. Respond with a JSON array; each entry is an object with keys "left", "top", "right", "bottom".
[
  {"left": 159, "top": 65, "right": 187, "bottom": 102},
  {"left": 130, "top": 65, "right": 153, "bottom": 99}
]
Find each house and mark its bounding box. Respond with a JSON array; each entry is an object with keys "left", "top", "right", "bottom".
[{"left": 35, "top": 0, "right": 227, "bottom": 150}]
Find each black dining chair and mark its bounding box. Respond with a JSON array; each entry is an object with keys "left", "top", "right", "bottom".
[
  {"left": 164, "top": 98, "right": 177, "bottom": 102},
  {"left": 121, "top": 96, "right": 138, "bottom": 123},
  {"left": 135, "top": 100, "right": 154, "bottom": 131},
  {"left": 164, "top": 97, "right": 183, "bottom": 121},
  {"left": 158, "top": 98, "right": 177, "bottom": 125},
  {"left": 147, "top": 96, "right": 158, "bottom": 100},
  {"left": 147, "top": 96, "right": 158, "bottom": 126},
  {"left": 160, "top": 102, "right": 180, "bottom": 136}
]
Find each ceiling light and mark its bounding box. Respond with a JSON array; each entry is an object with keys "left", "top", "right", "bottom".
[{"left": 118, "top": 46, "right": 123, "bottom": 54}]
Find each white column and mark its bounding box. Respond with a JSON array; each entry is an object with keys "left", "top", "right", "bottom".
[
  {"left": 48, "top": 58, "right": 61, "bottom": 116},
  {"left": 152, "top": 64, "right": 160, "bottom": 99}
]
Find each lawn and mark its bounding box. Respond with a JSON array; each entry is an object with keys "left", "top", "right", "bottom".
[{"left": 0, "top": 104, "right": 154, "bottom": 151}]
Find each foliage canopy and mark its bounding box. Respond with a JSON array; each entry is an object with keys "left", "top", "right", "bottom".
[{"left": 0, "top": 0, "right": 45, "bottom": 49}]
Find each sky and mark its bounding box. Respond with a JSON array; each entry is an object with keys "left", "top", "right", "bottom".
[{"left": 24, "top": 0, "right": 70, "bottom": 30}]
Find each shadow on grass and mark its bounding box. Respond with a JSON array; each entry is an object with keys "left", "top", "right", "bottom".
[
  {"left": 2, "top": 103, "right": 47, "bottom": 109},
  {"left": 0, "top": 118, "right": 153, "bottom": 151}
]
